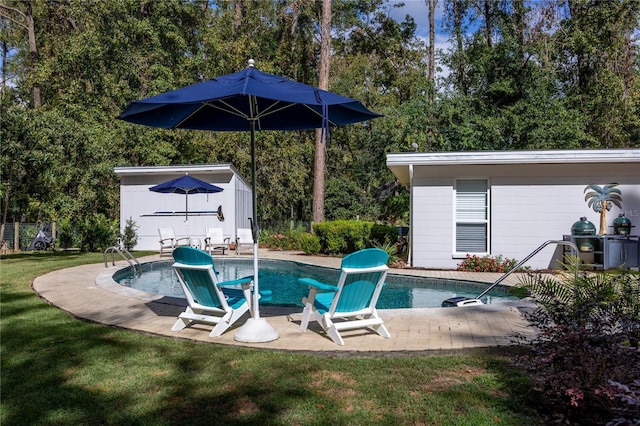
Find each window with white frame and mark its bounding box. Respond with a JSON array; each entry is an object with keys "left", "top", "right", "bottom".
[{"left": 455, "top": 179, "right": 489, "bottom": 254}]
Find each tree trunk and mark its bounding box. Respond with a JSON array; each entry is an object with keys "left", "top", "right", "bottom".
[
  {"left": 428, "top": 0, "right": 435, "bottom": 95},
  {"left": 25, "top": 0, "right": 40, "bottom": 107},
  {"left": 484, "top": 0, "right": 493, "bottom": 48},
  {"left": 0, "top": 1, "right": 40, "bottom": 106},
  {"left": 599, "top": 200, "right": 608, "bottom": 235},
  {"left": 312, "top": 0, "right": 331, "bottom": 224},
  {"left": 453, "top": 0, "right": 467, "bottom": 95},
  {"left": 233, "top": 0, "right": 245, "bottom": 32}
]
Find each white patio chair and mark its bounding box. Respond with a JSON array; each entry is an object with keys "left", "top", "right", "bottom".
[
  {"left": 204, "top": 227, "right": 231, "bottom": 255},
  {"left": 235, "top": 228, "right": 254, "bottom": 255},
  {"left": 158, "top": 228, "right": 190, "bottom": 256}
]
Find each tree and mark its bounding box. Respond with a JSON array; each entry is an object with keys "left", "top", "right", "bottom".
[
  {"left": 558, "top": 0, "right": 640, "bottom": 147},
  {"left": 427, "top": 0, "right": 436, "bottom": 96},
  {"left": 0, "top": 0, "right": 40, "bottom": 106},
  {"left": 312, "top": 0, "right": 331, "bottom": 224},
  {"left": 445, "top": 0, "right": 469, "bottom": 96},
  {"left": 584, "top": 183, "right": 623, "bottom": 235}
]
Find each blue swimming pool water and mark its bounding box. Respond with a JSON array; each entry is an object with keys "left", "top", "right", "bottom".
[{"left": 113, "top": 258, "right": 517, "bottom": 309}]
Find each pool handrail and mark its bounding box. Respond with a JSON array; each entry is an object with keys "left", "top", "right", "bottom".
[
  {"left": 475, "top": 239, "right": 579, "bottom": 300},
  {"left": 104, "top": 245, "right": 141, "bottom": 274}
]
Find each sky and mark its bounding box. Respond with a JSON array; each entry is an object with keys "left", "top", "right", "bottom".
[
  {"left": 387, "top": 0, "right": 444, "bottom": 38},
  {"left": 386, "top": 0, "right": 454, "bottom": 57},
  {"left": 386, "top": 0, "right": 453, "bottom": 78}
]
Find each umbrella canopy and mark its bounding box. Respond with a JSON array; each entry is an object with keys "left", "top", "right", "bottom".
[
  {"left": 118, "top": 61, "right": 381, "bottom": 132},
  {"left": 118, "top": 60, "right": 381, "bottom": 342},
  {"left": 149, "top": 175, "right": 223, "bottom": 221}
]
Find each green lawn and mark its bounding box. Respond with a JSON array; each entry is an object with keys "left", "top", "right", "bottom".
[{"left": 1, "top": 252, "right": 543, "bottom": 425}]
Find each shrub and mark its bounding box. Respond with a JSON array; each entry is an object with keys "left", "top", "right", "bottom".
[
  {"left": 313, "top": 220, "right": 372, "bottom": 254},
  {"left": 261, "top": 232, "right": 289, "bottom": 250},
  {"left": 18, "top": 223, "right": 39, "bottom": 250},
  {"left": 369, "top": 223, "right": 397, "bottom": 246},
  {"left": 456, "top": 254, "right": 518, "bottom": 273},
  {"left": 298, "top": 232, "right": 321, "bottom": 254},
  {"left": 78, "top": 214, "right": 120, "bottom": 252},
  {"left": 372, "top": 240, "right": 399, "bottom": 266},
  {"left": 56, "top": 218, "right": 79, "bottom": 249},
  {"left": 260, "top": 228, "right": 300, "bottom": 251},
  {"left": 513, "top": 261, "right": 640, "bottom": 424},
  {"left": 120, "top": 218, "right": 139, "bottom": 250}
]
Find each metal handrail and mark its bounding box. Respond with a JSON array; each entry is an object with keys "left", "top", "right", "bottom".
[
  {"left": 474, "top": 239, "right": 578, "bottom": 300},
  {"left": 104, "top": 246, "right": 141, "bottom": 274}
]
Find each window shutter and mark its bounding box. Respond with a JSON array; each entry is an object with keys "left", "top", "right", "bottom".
[
  {"left": 456, "top": 180, "right": 487, "bottom": 221},
  {"left": 456, "top": 224, "right": 487, "bottom": 252},
  {"left": 455, "top": 180, "right": 488, "bottom": 253}
]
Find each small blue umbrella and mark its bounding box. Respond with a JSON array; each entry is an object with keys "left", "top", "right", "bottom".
[{"left": 149, "top": 174, "right": 223, "bottom": 222}]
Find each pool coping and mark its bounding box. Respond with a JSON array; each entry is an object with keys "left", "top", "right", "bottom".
[
  {"left": 102, "top": 257, "right": 519, "bottom": 310},
  {"left": 33, "top": 251, "right": 540, "bottom": 354}
]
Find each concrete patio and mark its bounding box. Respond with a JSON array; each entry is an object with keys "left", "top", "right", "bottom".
[{"left": 32, "top": 250, "right": 538, "bottom": 355}]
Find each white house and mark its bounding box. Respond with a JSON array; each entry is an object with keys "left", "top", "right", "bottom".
[
  {"left": 114, "top": 164, "right": 252, "bottom": 251},
  {"left": 386, "top": 149, "right": 640, "bottom": 270}
]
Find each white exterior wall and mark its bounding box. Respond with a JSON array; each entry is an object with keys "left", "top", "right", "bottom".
[
  {"left": 407, "top": 161, "right": 640, "bottom": 270},
  {"left": 234, "top": 177, "right": 253, "bottom": 230},
  {"left": 116, "top": 165, "right": 252, "bottom": 251},
  {"left": 411, "top": 175, "right": 454, "bottom": 268}
]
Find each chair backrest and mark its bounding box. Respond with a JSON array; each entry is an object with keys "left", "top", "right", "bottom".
[
  {"left": 159, "top": 228, "right": 175, "bottom": 240},
  {"left": 172, "top": 247, "right": 225, "bottom": 309},
  {"left": 333, "top": 248, "right": 389, "bottom": 313},
  {"left": 205, "top": 227, "right": 224, "bottom": 242},
  {"left": 236, "top": 228, "right": 253, "bottom": 244}
]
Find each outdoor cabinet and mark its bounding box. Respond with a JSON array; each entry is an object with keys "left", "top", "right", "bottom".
[
  {"left": 604, "top": 236, "right": 639, "bottom": 270},
  {"left": 563, "top": 235, "right": 640, "bottom": 270}
]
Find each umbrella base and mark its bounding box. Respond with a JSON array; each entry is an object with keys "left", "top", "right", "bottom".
[{"left": 234, "top": 317, "right": 279, "bottom": 343}]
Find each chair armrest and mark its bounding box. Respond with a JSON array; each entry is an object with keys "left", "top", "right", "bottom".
[
  {"left": 204, "top": 237, "right": 211, "bottom": 244},
  {"left": 258, "top": 289, "right": 273, "bottom": 302},
  {"left": 159, "top": 238, "right": 174, "bottom": 244},
  {"left": 299, "top": 277, "right": 338, "bottom": 292},
  {"left": 175, "top": 237, "right": 190, "bottom": 244},
  {"left": 218, "top": 275, "right": 254, "bottom": 287},
  {"left": 224, "top": 237, "right": 231, "bottom": 244}
]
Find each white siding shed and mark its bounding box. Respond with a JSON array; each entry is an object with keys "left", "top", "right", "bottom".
[{"left": 114, "top": 164, "right": 252, "bottom": 251}]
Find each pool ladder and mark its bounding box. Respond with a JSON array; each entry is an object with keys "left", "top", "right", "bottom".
[
  {"left": 475, "top": 239, "right": 578, "bottom": 300},
  {"left": 445, "top": 239, "right": 579, "bottom": 307},
  {"left": 104, "top": 244, "right": 141, "bottom": 274}
]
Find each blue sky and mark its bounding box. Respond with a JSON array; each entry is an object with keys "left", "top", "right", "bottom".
[
  {"left": 387, "top": 0, "right": 444, "bottom": 38},
  {"left": 386, "top": 0, "right": 453, "bottom": 54},
  {"left": 386, "top": 0, "right": 453, "bottom": 79}
]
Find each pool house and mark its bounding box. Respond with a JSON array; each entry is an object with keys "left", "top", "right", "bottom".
[
  {"left": 386, "top": 149, "right": 640, "bottom": 270},
  {"left": 114, "top": 164, "right": 252, "bottom": 251}
]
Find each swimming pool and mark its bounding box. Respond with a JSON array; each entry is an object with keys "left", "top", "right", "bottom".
[{"left": 113, "top": 258, "right": 517, "bottom": 309}]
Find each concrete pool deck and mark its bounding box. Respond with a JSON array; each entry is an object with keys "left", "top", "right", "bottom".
[{"left": 32, "top": 250, "right": 539, "bottom": 354}]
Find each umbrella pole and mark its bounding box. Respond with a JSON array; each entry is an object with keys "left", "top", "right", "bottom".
[{"left": 234, "top": 119, "right": 279, "bottom": 343}]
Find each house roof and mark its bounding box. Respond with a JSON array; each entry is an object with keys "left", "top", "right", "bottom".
[
  {"left": 386, "top": 149, "right": 640, "bottom": 185},
  {"left": 113, "top": 163, "right": 251, "bottom": 189},
  {"left": 114, "top": 163, "right": 237, "bottom": 176}
]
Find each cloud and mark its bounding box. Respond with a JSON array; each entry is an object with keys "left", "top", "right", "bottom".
[
  {"left": 386, "top": 0, "right": 446, "bottom": 38},
  {"left": 386, "top": 1, "right": 452, "bottom": 80}
]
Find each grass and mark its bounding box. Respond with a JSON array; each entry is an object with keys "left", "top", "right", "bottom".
[{"left": 1, "top": 251, "right": 543, "bottom": 425}]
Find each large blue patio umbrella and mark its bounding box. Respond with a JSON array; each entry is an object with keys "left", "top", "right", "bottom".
[
  {"left": 118, "top": 60, "right": 381, "bottom": 342},
  {"left": 149, "top": 174, "right": 223, "bottom": 222}
]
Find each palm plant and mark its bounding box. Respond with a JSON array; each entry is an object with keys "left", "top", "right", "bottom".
[{"left": 584, "top": 183, "right": 622, "bottom": 235}]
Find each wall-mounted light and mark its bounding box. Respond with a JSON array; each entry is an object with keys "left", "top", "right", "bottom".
[{"left": 411, "top": 142, "right": 419, "bottom": 152}]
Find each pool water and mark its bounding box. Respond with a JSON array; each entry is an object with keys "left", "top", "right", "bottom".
[{"left": 114, "top": 258, "right": 517, "bottom": 309}]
